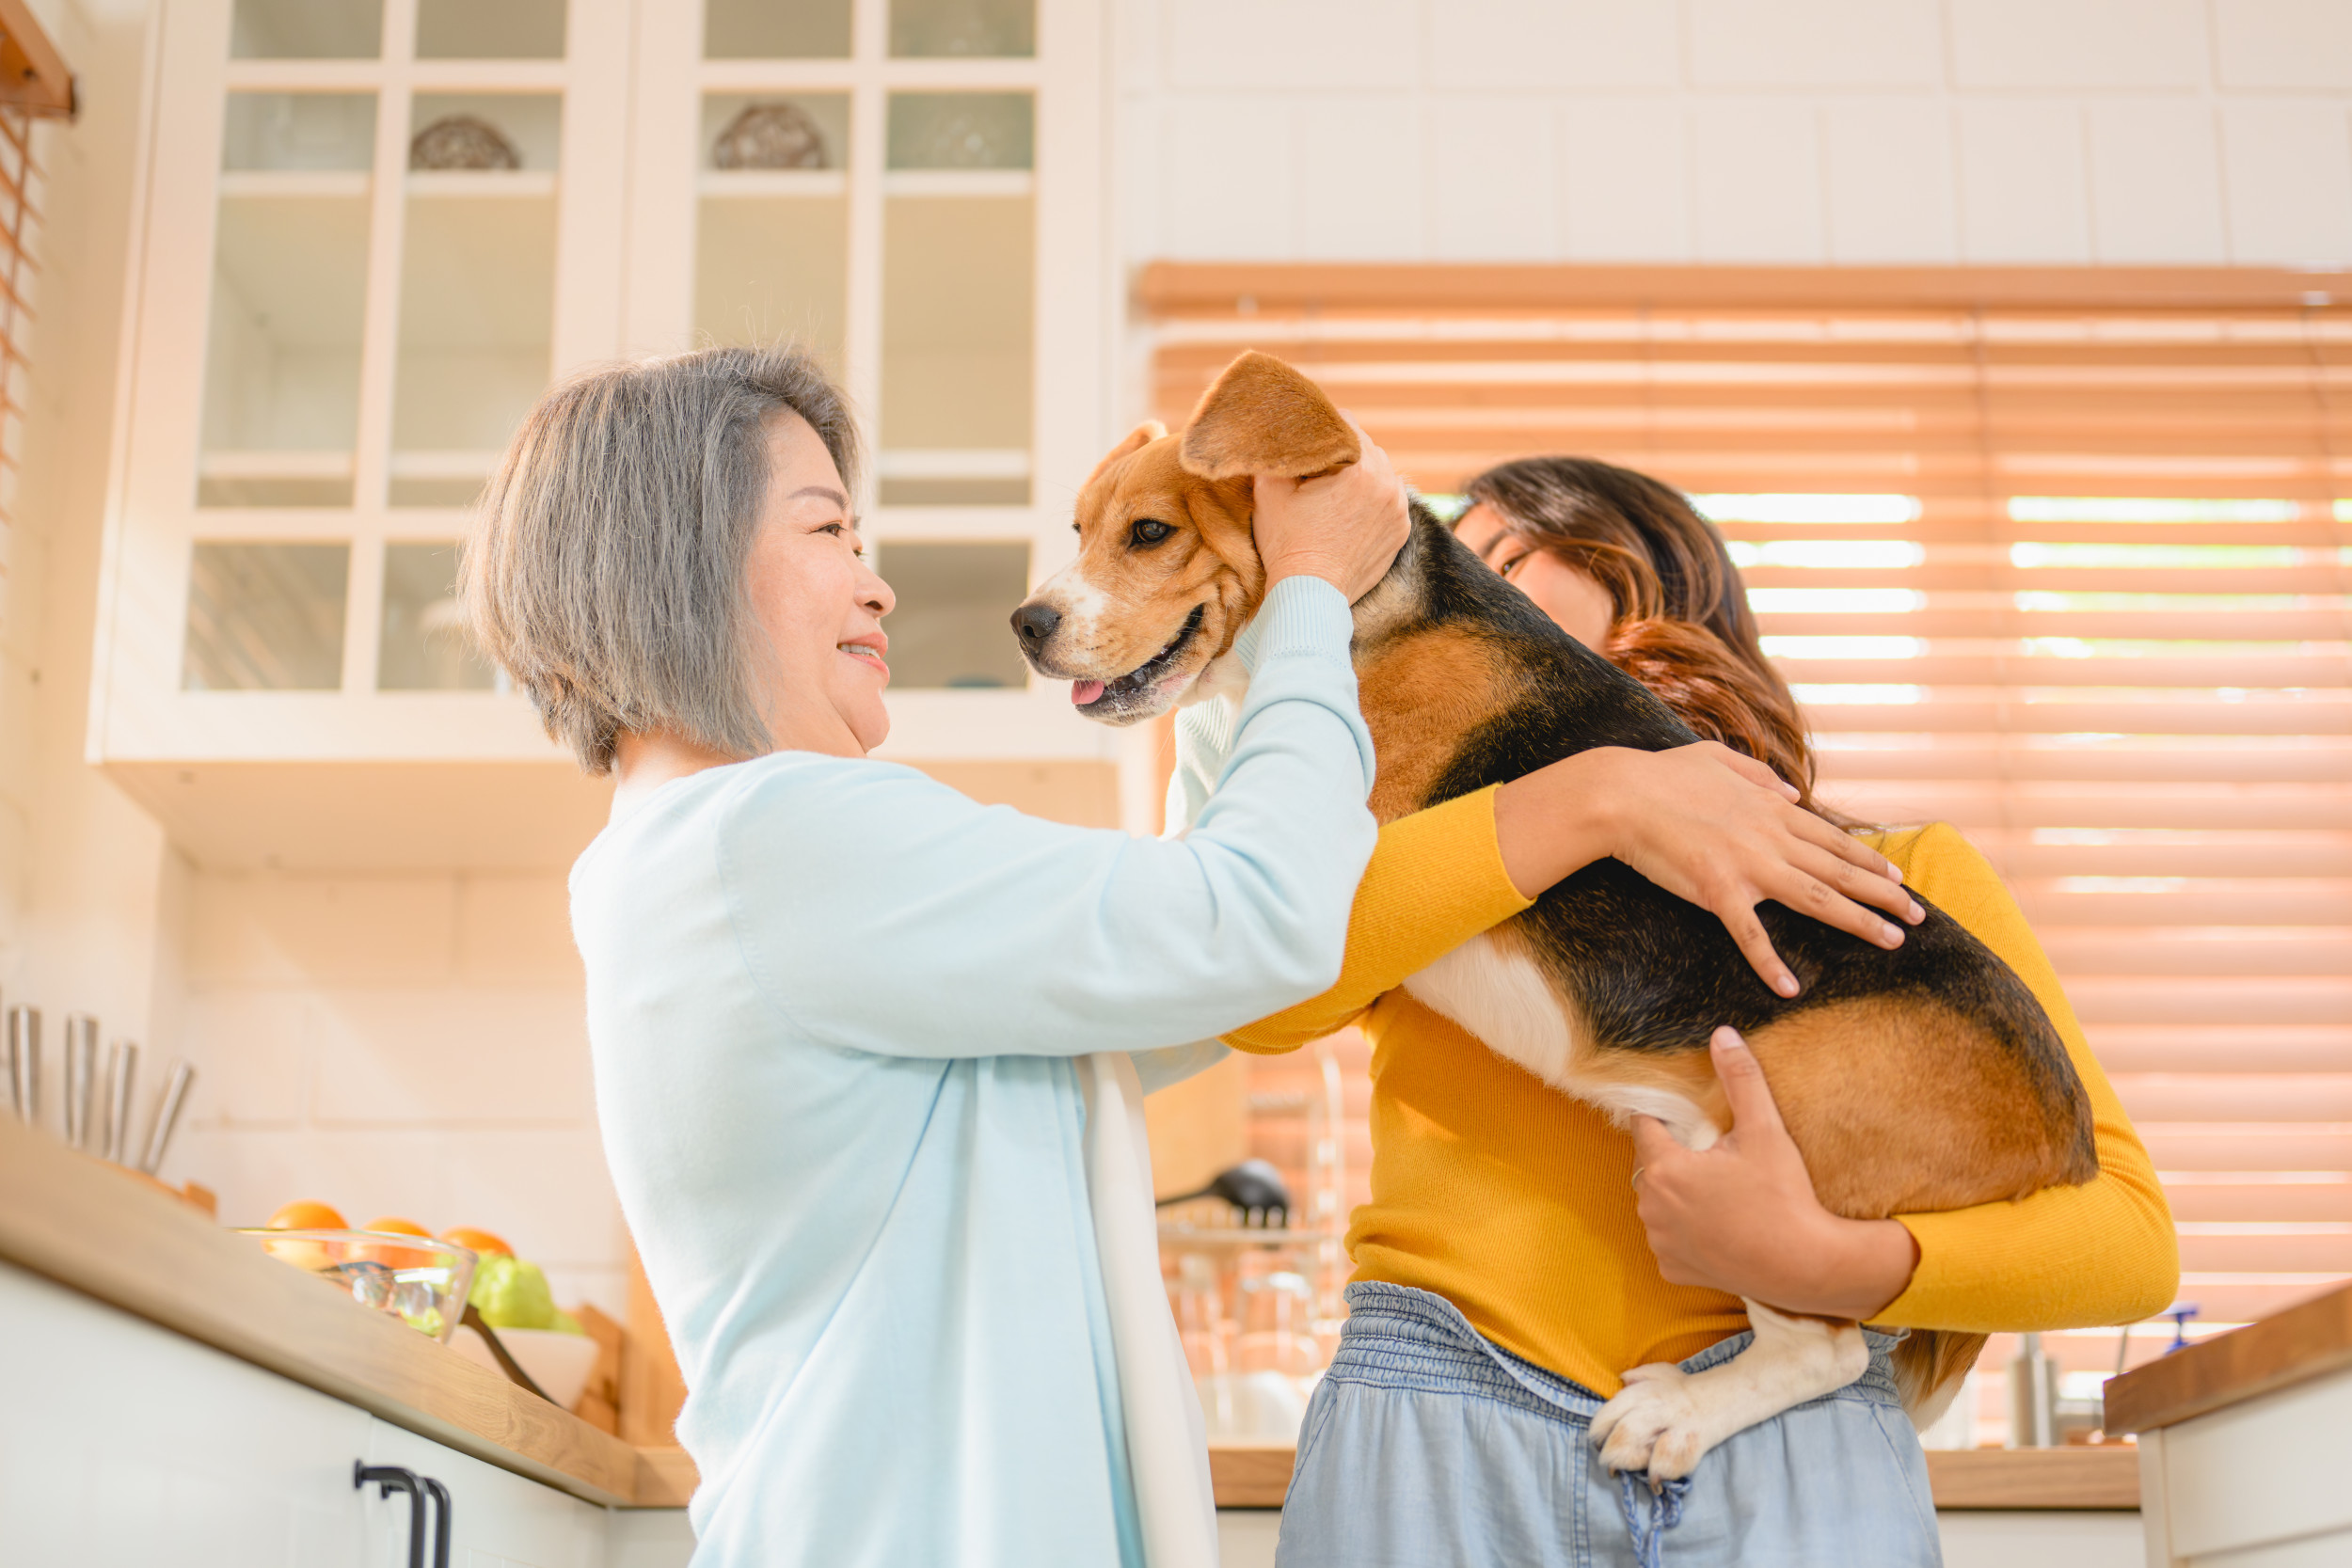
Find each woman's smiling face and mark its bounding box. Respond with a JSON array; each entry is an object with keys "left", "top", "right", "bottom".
[{"left": 742, "top": 411, "right": 897, "bottom": 757}]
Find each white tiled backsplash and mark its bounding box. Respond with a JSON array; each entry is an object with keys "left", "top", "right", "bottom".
[{"left": 166, "top": 870, "right": 628, "bottom": 1320}]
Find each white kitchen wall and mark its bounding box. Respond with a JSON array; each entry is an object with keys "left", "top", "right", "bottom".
[
  {"left": 167, "top": 870, "right": 627, "bottom": 1315},
  {"left": 1116, "top": 0, "right": 2352, "bottom": 267},
  {"left": 4, "top": 0, "right": 182, "bottom": 1106}
]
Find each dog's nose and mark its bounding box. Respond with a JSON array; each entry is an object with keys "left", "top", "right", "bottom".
[{"left": 1011, "top": 602, "right": 1062, "bottom": 646}]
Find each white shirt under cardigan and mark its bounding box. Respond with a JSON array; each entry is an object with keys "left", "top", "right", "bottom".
[{"left": 570, "top": 578, "right": 1376, "bottom": 1568}]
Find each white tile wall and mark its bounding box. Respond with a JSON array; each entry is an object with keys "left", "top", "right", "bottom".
[
  {"left": 2218, "top": 99, "right": 2352, "bottom": 261},
  {"left": 164, "top": 869, "right": 626, "bottom": 1318},
  {"left": 1120, "top": 0, "right": 2352, "bottom": 271},
  {"left": 1557, "top": 98, "right": 1692, "bottom": 261},
  {"left": 1162, "top": 95, "right": 1297, "bottom": 260},
  {"left": 1690, "top": 99, "right": 1825, "bottom": 262},
  {"left": 1947, "top": 0, "right": 2211, "bottom": 89},
  {"left": 1431, "top": 99, "right": 1558, "bottom": 260},
  {"left": 1424, "top": 0, "right": 1680, "bottom": 90},
  {"left": 1686, "top": 0, "right": 1944, "bottom": 88},
  {"left": 1821, "top": 98, "right": 1959, "bottom": 262},
  {"left": 2212, "top": 0, "right": 2352, "bottom": 89},
  {"left": 2087, "top": 100, "right": 2229, "bottom": 261},
  {"left": 1160, "top": 0, "right": 1422, "bottom": 90},
  {"left": 1294, "top": 96, "right": 1427, "bottom": 259},
  {"left": 1957, "top": 99, "right": 2091, "bottom": 261}
]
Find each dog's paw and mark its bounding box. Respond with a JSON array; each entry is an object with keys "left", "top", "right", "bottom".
[{"left": 1591, "top": 1364, "right": 1710, "bottom": 1481}]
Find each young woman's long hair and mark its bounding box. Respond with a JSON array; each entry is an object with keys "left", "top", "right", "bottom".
[{"left": 1461, "top": 456, "right": 1842, "bottom": 818}]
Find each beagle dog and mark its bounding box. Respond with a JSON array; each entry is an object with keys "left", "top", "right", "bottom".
[{"left": 1010, "top": 351, "right": 2096, "bottom": 1481}]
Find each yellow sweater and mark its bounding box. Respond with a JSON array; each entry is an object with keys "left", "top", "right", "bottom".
[{"left": 1228, "top": 787, "right": 2180, "bottom": 1398}]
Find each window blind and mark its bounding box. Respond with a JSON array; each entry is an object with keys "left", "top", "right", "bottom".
[{"left": 1142, "top": 263, "right": 2352, "bottom": 1334}]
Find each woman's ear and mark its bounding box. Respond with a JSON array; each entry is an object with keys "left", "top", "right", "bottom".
[{"left": 1179, "top": 351, "right": 1361, "bottom": 481}]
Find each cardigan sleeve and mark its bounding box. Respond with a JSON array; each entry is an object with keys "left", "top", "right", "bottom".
[
  {"left": 1225, "top": 784, "right": 1534, "bottom": 1053},
  {"left": 1873, "top": 822, "right": 2181, "bottom": 1332}
]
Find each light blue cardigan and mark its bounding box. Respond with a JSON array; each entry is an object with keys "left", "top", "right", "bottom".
[{"left": 571, "top": 578, "right": 1376, "bottom": 1566}]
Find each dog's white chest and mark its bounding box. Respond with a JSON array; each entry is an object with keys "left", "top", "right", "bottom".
[
  {"left": 1404, "top": 934, "right": 1582, "bottom": 1087},
  {"left": 1403, "top": 933, "right": 1719, "bottom": 1148}
]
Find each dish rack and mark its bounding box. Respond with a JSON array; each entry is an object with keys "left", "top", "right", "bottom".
[{"left": 1158, "top": 1037, "right": 1350, "bottom": 1443}]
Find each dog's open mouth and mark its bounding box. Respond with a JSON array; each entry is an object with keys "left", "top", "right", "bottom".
[{"left": 1072, "top": 605, "right": 1206, "bottom": 709}]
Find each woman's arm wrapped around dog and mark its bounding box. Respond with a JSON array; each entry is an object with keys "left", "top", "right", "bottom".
[
  {"left": 1626, "top": 823, "right": 2180, "bottom": 1332},
  {"left": 1869, "top": 823, "right": 2180, "bottom": 1332},
  {"left": 1224, "top": 742, "right": 1921, "bottom": 1053}
]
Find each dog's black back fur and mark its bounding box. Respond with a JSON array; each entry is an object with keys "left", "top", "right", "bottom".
[{"left": 1388, "top": 509, "right": 2092, "bottom": 1164}]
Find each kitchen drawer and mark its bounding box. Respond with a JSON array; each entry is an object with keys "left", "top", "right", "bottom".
[
  {"left": 0, "top": 1261, "right": 376, "bottom": 1566},
  {"left": 363, "top": 1418, "right": 608, "bottom": 1568},
  {"left": 2141, "top": 1366, "right": 2352, "bottom": 1566}
]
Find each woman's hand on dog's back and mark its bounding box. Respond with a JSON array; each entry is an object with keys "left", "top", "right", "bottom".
[
  {"left": 1493, "top": 741, "right": 1924, "bottom": 999},
  {"left": 1251, "top": 416, "right": 1410, "bottom": 603}
]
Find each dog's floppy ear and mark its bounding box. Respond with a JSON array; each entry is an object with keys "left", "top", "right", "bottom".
[
  {"left": 1179, "top": 351, "right": 1360, "bottom": 481},
  {"left": 1082, "top": 420, "right": 1167, "bottom": 491}
]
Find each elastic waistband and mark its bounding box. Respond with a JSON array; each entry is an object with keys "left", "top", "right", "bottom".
[{"left": 1327, "top": 1282, "right": 1906, "bottom": 1423}]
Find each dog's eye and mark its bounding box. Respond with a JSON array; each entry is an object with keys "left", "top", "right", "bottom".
[{"left": 1129, "top": 518, "right": 1174, "bottom": 546}]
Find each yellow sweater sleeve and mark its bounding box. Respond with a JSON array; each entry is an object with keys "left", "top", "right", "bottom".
[
  {"left": 1874, "top": 822, "right": 2181, "bottom": 1332},
  {"left": 1225, "top": 785, "right": 1533, "bottom": 1053}
]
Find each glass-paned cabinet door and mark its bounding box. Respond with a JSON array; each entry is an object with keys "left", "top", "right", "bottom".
[
  {"left": 379, "top": 541, "right": 496, "bottom": 689},
  {"left": 231, "top": 0, "right": 382, "bottom": 57},
  {"left": 704, "top": 0, "right": 851, "bottom": 57},
  {"left": 391, "top": 93, "right": 562, "bottom": 506},
  {"left": 881, "top": 92, "right": 1032, "bottom": 505},
  {"left": 879, "top": 543, "right": 1032, "bottom": 689},
  {"left": 415, "top": 0, "right": 566, "bottom": 58},
  {"left": 695, "top": 91, "right": 849, "bottom": 370},
  {"left": 890, "top": 0, "right": 1033, "bottom": 57},
  {"left": 183, "top": 542, "right": 351, "bottom": 690},
  {"left": 200, "top": 91, "right": 375, "bottom": 507}
]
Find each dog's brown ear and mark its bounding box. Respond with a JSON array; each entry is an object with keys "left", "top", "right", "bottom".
[
  {"left": 1081, "top": 420, "right": 1168, "bottom": 491},
  {"left": 1179, "top": 352, "right": 1360, "bottom": 481}
]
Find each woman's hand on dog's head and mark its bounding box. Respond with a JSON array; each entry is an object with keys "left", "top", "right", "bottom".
[{"left": 1250, "top": 415, "right": 1410, "bottom": 604}]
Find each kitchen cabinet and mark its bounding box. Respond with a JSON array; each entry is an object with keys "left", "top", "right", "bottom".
[
  {"left": 1, "top": 1262, "right": 378, "bottom": 1565},
  {"left": 0, "top": 1264, "right": 692, "bottom": 1566},
  {"left": 2107, "top": 1283, "right": 2352, "bottom": 1567},
  {"left": 94, "top": 0, "right": 1121, "bottom": 874}
]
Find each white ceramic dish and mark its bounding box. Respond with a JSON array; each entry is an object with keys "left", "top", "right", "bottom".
[{"left": 452, "top": 1323, "right": 601, "bottom": 1410}]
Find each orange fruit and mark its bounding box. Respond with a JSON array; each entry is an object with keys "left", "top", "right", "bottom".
[
  {"left": 440, "top": 1227, "right": 512, "bottom": 1258},
  {"left": 355, "top": 1214, "right": 436, "bottom": 1269},
  {"left": 360, "top": 1215, "right": 431, "bottom": 1237},
  {"left": 266, "top": 1199, "right": 347, "bottom": 1231}
]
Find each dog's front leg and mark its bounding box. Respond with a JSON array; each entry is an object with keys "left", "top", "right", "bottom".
[{"left": 1590, "top": 1301, "right": 1870, "bottom": 1481}]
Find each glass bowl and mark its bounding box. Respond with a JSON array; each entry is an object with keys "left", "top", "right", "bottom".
[{"left": 238, "top": 1227, "right": 477, "bottom": 1344}]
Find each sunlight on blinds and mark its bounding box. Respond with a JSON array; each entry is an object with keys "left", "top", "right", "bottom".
[{"left": 1143, "top": 265, "right": 2352, "bottom": 1381}]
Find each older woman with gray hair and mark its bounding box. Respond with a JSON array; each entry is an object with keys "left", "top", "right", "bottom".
[{"left": 462, "top": 344, "right": 1409, "bottom": 1568}]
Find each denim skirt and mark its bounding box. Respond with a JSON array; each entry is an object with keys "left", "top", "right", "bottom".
[{"left": 1274, "top": 1282, "right": 1943, "bottom": 1568}]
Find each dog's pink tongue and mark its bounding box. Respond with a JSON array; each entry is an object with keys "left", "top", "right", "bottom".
[{"left": 1071, "top": 679, "right": 1105, "bottom": 706}]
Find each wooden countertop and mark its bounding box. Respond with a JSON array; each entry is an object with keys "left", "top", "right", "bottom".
[
  {"left": 0, "top": 1119, "right": 689, "bottom": 1509},
  {"left": 2104, "top": 1281, "right": 2352, "bottom": 1435},
  {"left": 1208, "top": 1441, "right": 2139, "bottom": 1510}
]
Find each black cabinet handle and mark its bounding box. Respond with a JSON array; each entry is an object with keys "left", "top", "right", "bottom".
[
  {"left": 421, "top": 1475, "right": 454, "bottom": 1568},
  {"left": 353, "top": 1463, "right": 426, "bottom": 1568}
]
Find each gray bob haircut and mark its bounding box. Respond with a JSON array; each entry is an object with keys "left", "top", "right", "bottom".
[{"left": 462, "top": 345, "right": 861, "bottom": 775}]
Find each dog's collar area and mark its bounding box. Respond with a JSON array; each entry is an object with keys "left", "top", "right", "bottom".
[{"left": 1080, "top": 604, "right": 1205, "bottom": 712}]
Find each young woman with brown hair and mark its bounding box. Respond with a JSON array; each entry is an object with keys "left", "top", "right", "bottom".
[{"left": 1235, "top": 455, "right": 2177, "bottom": 1568}]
